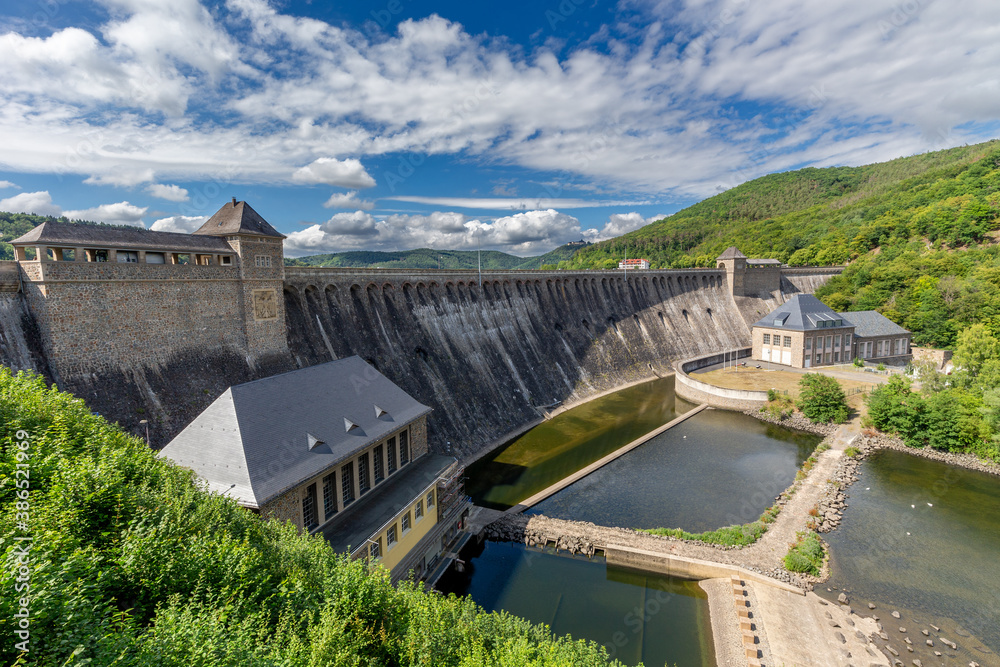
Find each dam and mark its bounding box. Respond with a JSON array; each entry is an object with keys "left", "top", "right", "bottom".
[{"left": 0, "top": 203, "right": 839, "bottom": 459}]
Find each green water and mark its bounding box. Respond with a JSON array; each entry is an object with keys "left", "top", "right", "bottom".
[
  {"left": 467, "top": 377, "right": 695, "bottom": 509},
  {"left": 436, "top": 540, "right": 715, "bottom": 667},
  {"left": 823, "top": 449, "right": 1000, "bottom": 662}
]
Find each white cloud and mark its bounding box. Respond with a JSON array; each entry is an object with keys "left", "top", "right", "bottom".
[
  {"left": 0, "top": 181, "right": 19, "bottom": 189},
  {"left": 84, "top": 169, "right": 156, "bottom": 187},
  {"left": 292, "top": 158, "right": 376, "bottom": 188},
  {"left": 323, "top": 191, "right": 375, "bottom": 210},
  {"left": 63, "top": 201, "right": 147, "bottom": 227},
  {"left": 588, "top": 212, "right": 668, "bottom": 241},
  {"left": 0, "top": 191, "right": 62, "bottom": 216},
  {"left": 149, "top": 215, "right": 207, "bottom": 233},
  {"left": 384, "top": 196, "right": 649, "bottom": 210},
  {"left": 146, "top": 183, "right": 190, "bottom": 202},
  {"left": 285, "top": 208, "right": 589, "bottom": 257}
]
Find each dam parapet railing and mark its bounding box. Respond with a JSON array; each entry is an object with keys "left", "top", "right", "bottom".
[{"left": 674, "top": 349, "right": 770, "bottom": 410}]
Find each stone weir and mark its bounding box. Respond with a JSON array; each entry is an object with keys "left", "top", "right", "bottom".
[{"left": 281, "top": 266, "right": 814, "bottom": 458}]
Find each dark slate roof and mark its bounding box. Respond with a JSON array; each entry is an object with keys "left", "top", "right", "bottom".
[
  {"left": 193, "top": 199, "right": 285, "bottom": 239},
  {"left": 10, "top": 220, "right": 234, "bottom": 254},
  {"left": 321, "top": 453, "right": 456, "bottom": 555},
  {"left": 158, "top": 356, "right": 432, "bottom": 508},
  {"left": 838, "top": 311, "right": 909, "bottom": 338},
  {"left": 752, "top": 294, "right": 852, "bottom": 331},
  {"left": 717, "top": 246, "right": 747, "bottom": 260}
]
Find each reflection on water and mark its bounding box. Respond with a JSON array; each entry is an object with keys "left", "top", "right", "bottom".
[
  {"left": 467, "top": 377, "right": 695, "bottom": 510},
  {"left": 823, "top": 449, "right": 1000, "bottom": 659},
  {"left": 436, "top": 540, "right": 715, "bottom": 667},
  {"left": 527, "top": 409, "right": 821, "bottom": 532}
]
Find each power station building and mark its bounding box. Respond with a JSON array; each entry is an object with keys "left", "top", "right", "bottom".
[
  {"left": 159, "top": 355, "right": 471, "bottom": 583},
  {"left": 751, "top": 294, "right": 912, "bottom": 368}
]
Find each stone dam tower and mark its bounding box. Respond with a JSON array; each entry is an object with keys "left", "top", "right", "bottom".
[{"left": 0, "top": 201, "right": 840, "bottom": 454}]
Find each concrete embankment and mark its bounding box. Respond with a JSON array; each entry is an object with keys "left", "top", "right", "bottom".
[{"left": 503, "top": 403, "right": 709, "bottom": 513}]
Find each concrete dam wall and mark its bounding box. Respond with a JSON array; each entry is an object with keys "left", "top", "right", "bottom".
[{"left": 281, "top": 267, "right": 833, "bottom": 458}]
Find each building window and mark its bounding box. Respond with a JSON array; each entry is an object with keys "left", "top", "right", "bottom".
[
  {"left": 427, "top": 491, "right": 435, "bottom": 508},
  {"left": 322, "top": 473, "right": 337, "bottom": 519},
  {"left": 825, "top": 353, "right": 831, "bottom": 364},
  {"left": 834, "top": 352, "right": 840, "bottom": 363},
  {"left": 387, "top": 525, "right": 397, "bottom": 549},
  {"left": 815, "top": 354, "right": 822, "bottom": 365},
  {"left": 358, "top": 453, "right": 371, "bottom": 495},
  {"left": 341, "top": 461, "right": 355, "bottom": 506},
  {"left": 805, "top": 337, "right": 811, "bottom": 350},
  {"left": 400, "top": 430, "right": 410, "bottom": 466},
  {"left": 763, "top": 333, "right": 771, "bottom": 345},
  {"left": 825, "top": 335, "right": 832, "bottom": 349},
  {"left": 401, "top": 511, "right": 411, "bottom": 534},
  {"left": 220, "top": 255, "right": 233, "bottom": 266},
  {"left": 145, "top": 252, "right": 165, "bottom": 264},
  {"left": 783, "top": 336, "right": 792, "bottom": 348},
  {"left": 834, "top": 335, "right": 841, "bottom": 348},
  {"left": 415, "top": 500, "right": 424, "bottom": 521},
  {"left": 877, "top": 340, "right": 884, "bottom": 357},
  {"left": 254, "top": 255, "right": 271, "bottom": 268},
  {"left": 369, "top": 539, "right": 381, "bottom": 559},
  {"left": 866, "top": 341, "right": 873, "bottom": 357},
  {"left": 302, "top": 483, "right": 318, "bottom": 530},
  {"left": 117, "top": 250, "right": 139, "bottom": 263},
  {"left": 844, "top": 333, "right": 851, "bottom": 346},
  {"left": 387, "top": 436, "right": 397, "bottom": 474},
  {"left": 374, "top": 446, "right": 384, "bottom": 484}
]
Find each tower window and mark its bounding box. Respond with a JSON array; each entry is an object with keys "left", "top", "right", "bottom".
[{"left": 255, "top": 255, "right": 272, "bottom": 268}]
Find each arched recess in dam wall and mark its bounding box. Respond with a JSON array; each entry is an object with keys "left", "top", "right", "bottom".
[{"left": 280, "top": 267, "right": 835, "bottom": 458}]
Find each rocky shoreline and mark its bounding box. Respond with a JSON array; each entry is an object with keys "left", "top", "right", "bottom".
[{"left": 855, "top": 431, "right": 1000, "bottom": 476}]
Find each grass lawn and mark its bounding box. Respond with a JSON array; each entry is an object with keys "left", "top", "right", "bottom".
[{"left": 696, "top": 367, "right": 878, "bottom": 410}]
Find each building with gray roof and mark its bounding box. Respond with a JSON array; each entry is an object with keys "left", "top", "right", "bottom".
[
  {"left": 159, "top": 355, "right": 471, "bottom": 582},
  {"left": 751, "top": 295, "right": 911, "bottom": 368}
]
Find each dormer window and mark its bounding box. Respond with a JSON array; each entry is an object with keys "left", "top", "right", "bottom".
[{"left": 220, "top": 256, "right": 232, "bottom": 266}]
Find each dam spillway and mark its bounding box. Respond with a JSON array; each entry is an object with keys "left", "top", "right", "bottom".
[{"left": 282, "top": 267, "right": 764, "bottom": 457}]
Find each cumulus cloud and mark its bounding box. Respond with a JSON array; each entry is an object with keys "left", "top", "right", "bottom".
[
  {"left": 84, "top": 169, "right": 156, "bottom": 187},
  {"left": 587, "top": 212, "right": 668, "bottom": 241},
  {"left": 292, "top": 158, "right": 376, "bottom": 188},
  {"left": 146, "top": 183, "right": 190, "bottom": 202},
  {"left": 384, "top": 196, "right": 648, "bottom": 210},
  {"left": 285, "top": 209, "right": 589, "bottom": 257},
  {"left": 149, "top": 215, "right": 207, "bottom": 233},
  {"left": 0, "top": 191, "right": 62, "bottom": 216},
  {"left": 0, "top": 181, "right": 19, "bottom": 189},
  {"left": 323, "top": 191, "right": 375, "bottom": 210},
  {"left": 63, "top": 201, "right": 148, "bottom": 227}
]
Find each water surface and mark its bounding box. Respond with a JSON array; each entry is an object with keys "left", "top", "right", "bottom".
[
  {"left": 467, "top": 377, "right": 695, "bottom": 509},
  {"left": 527, "top": 409, "right": 821, "bottom": 532},
  {"left": 823, "top": 449, "right": 1000, "bottom": 659},
  {"left": 436, "top": 540, "right": 715, "bottom": 667}
]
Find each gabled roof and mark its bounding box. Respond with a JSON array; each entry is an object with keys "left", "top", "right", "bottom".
[
  {"left": 747, "top": 258, "right": 782, "bottom": 265},
  {"left": 717, "top": 246, "right": 747, "bottom": 260},
  {"left": 838, "top": 311, "right": 909, "bottom": 338},
  {"left": 193, "top": 199, "right": 285, "bottom": 239},
  {"left": 752, "top": 294, "right": 852, "bottom": 331},
  {"left": 10, "top": 220, "right": 234, "bottom": 254},
  {"left": 158, "top": 356, "right": 432, "bottom": 508}
]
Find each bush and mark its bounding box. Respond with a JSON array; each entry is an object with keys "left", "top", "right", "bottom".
[
  {"left": 853, "top": 357, "right": 864, "bottom": 368},
  {"left": 797, "top": 373, "right": 849, "bottom": 423},
  {"left": 844, "top": 446, "right": 861, "bottom": 457},
  {"left": 877, "top": 363, "right": 887, "bottom": 371},
  {"left": 783, "top": 532, "right": 825, "bottom": 576},
  {"left": 767, "top": 388, "right": 779, "bottom": 401},
  {"left": 0, "top": 369, "right": 623, "bottom": 667}
]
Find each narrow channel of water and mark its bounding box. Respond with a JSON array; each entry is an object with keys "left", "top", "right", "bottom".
[
  {"left": 466, "top": 377, "right": 696, "bottom": 510},
  {"left": 436, "top": 540, "right": 715, "bottom": 667},
  {"left": 823, "top": 449, "right": 1000, "bottom": 661},
  {"left": 526, "top": 409, "right": 821, "bottom": 532}
]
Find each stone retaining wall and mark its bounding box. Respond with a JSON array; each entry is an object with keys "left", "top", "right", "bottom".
[{"left": 674, "top": 349, "right": 769, "bottom": 410}]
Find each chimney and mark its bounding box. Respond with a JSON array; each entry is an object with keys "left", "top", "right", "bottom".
[{"left": 231, "top": 197, "right": 237, "bottom": 206}]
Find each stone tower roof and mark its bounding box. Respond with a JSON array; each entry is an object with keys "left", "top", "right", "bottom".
[
  {"left": 194, "top": 199, "right": 286, "bottom": 239},
  {"left": 716, "top": 246, "right": 747, "bottom": 260}
]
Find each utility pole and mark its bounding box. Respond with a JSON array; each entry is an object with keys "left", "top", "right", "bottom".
[
  {"left": 623, "top": 243, "right": 627, "bottom": 281},
  {"left": 477, "top": 231, "right": 482, "bottom": 287},
  {"left": 139, "top": 419, "right": 149, "bottom": 446}
]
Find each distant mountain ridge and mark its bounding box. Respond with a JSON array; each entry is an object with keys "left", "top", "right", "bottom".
[{"left": 285, "top": 243, "right": 589, "bottom": 270}]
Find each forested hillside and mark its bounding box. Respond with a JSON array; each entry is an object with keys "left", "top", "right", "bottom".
[
  {"left": 0, "top": 369, "right": 625, "bottom": 666},
  {"left": 0, "top": 212, "right": 152, "bottom": 260},
  {"left": 565, "top": 140, "right": 1000, "bottom": 270}
]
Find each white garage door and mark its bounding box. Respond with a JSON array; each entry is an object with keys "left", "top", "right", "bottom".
[
  {"left": 762, "top": 348, "right": 770, "bottom": 361},
  {"left": 781, "top": 350, "right": 791, "bottom": 366}
]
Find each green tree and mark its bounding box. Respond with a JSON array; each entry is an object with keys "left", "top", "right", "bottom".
[
  {"left": 865, "top": 376, "right": 927, "bottom": 446},
  {"left": 953, "top": 323, "right": 1000, "bottom": 376},
  {"left": 797, "top": 373, "right": 849, "bottom": 423}
]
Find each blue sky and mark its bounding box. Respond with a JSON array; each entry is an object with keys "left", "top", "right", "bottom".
[{"left": 1, "top": 0, "right": 998, "bottom": 257}]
